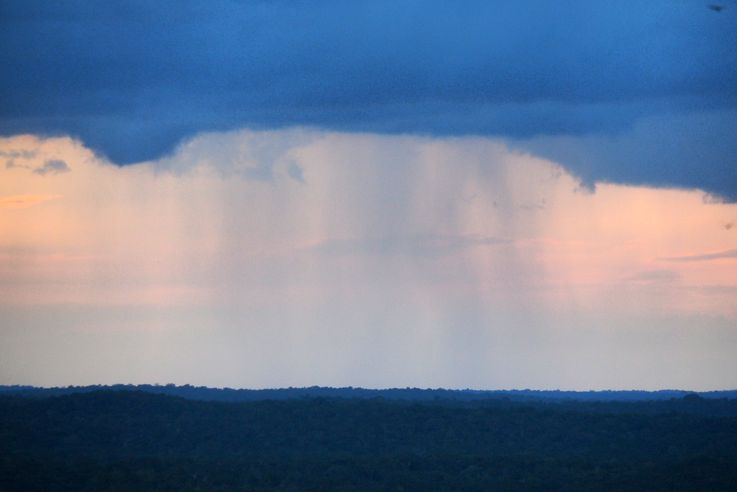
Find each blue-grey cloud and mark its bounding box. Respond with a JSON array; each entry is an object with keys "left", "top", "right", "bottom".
[
  {"left": 2, "top": 149, "right": 36, "bottom": 171},
  {"left": 5, "top": 156, "right": 70, "bottom": 175},
  {"left": 287, "top": 162, "right": 305, "bottom": 184},
  {"left": 0, "top": 149, "right": 37, "bottom": 160},
  {"left": 1, "top": 1, "right": 736, "bottom": 197},
  {"left": 32, "top": 159, "right": 70, "bottom": 176}
]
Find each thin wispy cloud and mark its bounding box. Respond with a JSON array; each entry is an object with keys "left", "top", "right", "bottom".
[
  {"left": 308, "top": 234, "right": 510, "bottom": 257},
  {"left": 625, "top": 269, "right": 681, "bottom": 284},
  {"left": 0, "top": 194, "right": 62, "bottom": 209},
  {"left": 661, "top": 249, "right": 737, "bottom": 262}
]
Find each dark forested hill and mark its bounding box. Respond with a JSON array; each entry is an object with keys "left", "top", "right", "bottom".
[{"left": 1, "top": 391, "right": 737, "bottom": 491}]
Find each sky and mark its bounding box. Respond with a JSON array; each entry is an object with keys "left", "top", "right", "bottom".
[{"left": 1, "top": 1, "right": 736, "bottom": 390}]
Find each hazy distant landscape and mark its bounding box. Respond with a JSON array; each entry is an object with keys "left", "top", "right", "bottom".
[{"left": 3, "top": 384, "right": 737, "bottom": 403}]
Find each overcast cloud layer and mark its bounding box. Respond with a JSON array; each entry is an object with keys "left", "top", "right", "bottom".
[{"left": 1, "top": 1, "right": 736, "bottom": 198}]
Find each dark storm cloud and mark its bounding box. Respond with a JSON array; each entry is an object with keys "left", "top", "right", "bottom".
[
  {"left": 1, "top": 1, "right": 736, "bottom": 196},
  {"left": 517, "top": 108, "right": 737, "bottom": 201}
]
